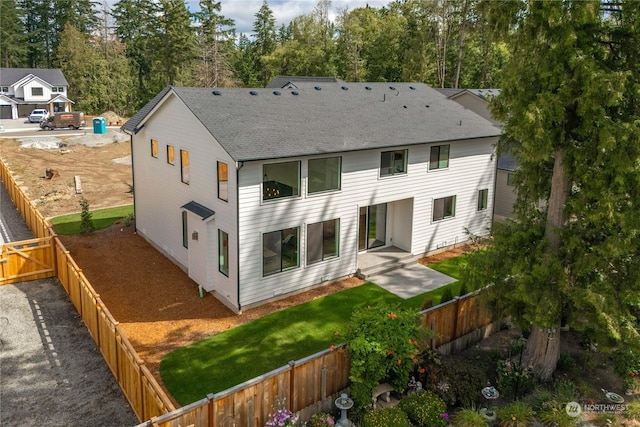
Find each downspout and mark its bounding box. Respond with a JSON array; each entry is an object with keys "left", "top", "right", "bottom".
[
  {"left": 235, "top": 161, "right": 244, "bottom": 313},
  {"left": 122, "top": 127, "right": 137, "bottom": 230}
]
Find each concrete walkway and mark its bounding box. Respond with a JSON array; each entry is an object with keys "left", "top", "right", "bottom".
[{"left": 369, "top": 263, "right": 457, "bottom": 299}]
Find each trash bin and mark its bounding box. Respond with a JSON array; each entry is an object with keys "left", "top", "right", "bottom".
[{"left": 93, "top": 117, "right": 106, "bottom": 134}]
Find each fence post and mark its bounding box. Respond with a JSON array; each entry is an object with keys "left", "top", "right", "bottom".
[
  {"left": 453, "top": 296, "right": 460, "bottom": 339},
  {"left": 288, "top": 360, "right": 296, "bottom": 411}
]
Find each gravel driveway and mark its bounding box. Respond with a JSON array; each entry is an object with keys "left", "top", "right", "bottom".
[{"left": 0, "top": 181, "right": 138, "bottom": 426}]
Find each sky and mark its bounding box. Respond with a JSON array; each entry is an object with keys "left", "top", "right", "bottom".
[{"left": 182, "top": 1, "right": 390, "bottom": 35}]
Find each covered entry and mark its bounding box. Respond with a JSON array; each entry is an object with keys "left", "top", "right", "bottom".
[{"left": 358, "top": 199, "right": 413, "bottom": 252}]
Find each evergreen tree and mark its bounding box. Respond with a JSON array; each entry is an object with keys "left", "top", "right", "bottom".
[
  {"left": 232, "top": 33, "right": 260, "bottom": 87},
  {"left": 252, "top": 0, "right": 277, "bottom": 86},
  {"left": 156, "top": 0, "right": 198, "bottom": 87},
  {"left": 193, "top": 0, "right": 236, "bottom": 87},
  {"left": 0, "top": 0, "right": 27, "bottom": 67},
  {"left": 465, "top": 0, "right": 640, "bottom": 381},
  {"left": 19, "top": 0, "right": 54, "bottom": 67}
]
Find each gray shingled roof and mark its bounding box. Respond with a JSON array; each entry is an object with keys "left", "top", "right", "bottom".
[
  {"left": 0, "top": 68, "right": 69, "bottom": 86},
  {"left": 266, "top": 75, "right": 342, "bottom": 89},
  {"left": 123, "top": 82, "right": 502, "bottom": 162},
  {"left": 435, "top": 88, "right": 464, "bottom": 98}
]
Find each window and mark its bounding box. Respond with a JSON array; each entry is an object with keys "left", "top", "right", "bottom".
[
  {"left": 308, "top": 157, "right": 341, "bottom": 194},
  {"left": 380, "top": 150, "right": 407, "bottom": 177},
  {"left": 507, "top": 173, "right": 516, "bottom": 186},
  {"left": 57, "top": 87, "right": 64, "bottom": 92},
  {"left": 218, "top": 161, "right": 228, "bottom": 201},
  {"left": 433, "top": 196, "right": 456, "bottom": 221},
  {"left": 1, "top": 86, "right": 8, "bottom": 93},
  {"left": 180, "top": 149, "right": 189, "bottom": 184},
  {"left": 167, "top": 145, "right": 174, "bottom": 164},
  {"left": 219, "top": 229, "right": 229, "bottom": 276},
  {"left": 307, "top": 219, "right": 339, "bottom": 264},
  {"left": 31, "top": 87, "right": 43, "bottom": 96},
  {"left": 51, "top": 87, "right": 57, "bottom": 92},
  {"left": 478, "top": 189, "right": 489, "bottom": 211},
  {"left": 429, "top": 145, "right": 450, "bottom": 170},
  {"left": 182, "top": 211, "right": 188, "bottom": 248},
  {"left": 151, "top": 139, "right": 158, "bottom": 158},
  {"left": 263, "top": 161, "right": 300, "bottom": 201},
  {"left": 263, "top": 227, "right": 299, "bottom": 275}
]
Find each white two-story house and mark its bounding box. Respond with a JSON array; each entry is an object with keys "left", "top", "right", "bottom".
[
  {"left": 0, "top": 68, "right": 73, "bottom": 119},
  {"left": 122, "top": 82, "right": 501, "bottom": 313}
]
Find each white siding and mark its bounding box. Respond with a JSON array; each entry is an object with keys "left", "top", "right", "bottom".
[
  {"left": 21, "top": 79, "right": 52, "bottom": 102},
  {"left": 237, "top": 138, "right": 497, "bottom": 307},
  {"left": 131, "top": 95, "right": 240, "bottom": 310},
  {"left": 494, "top": 170, "right": 517, "bottom": 220}
]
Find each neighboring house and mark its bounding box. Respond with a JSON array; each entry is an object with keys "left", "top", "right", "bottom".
[
  {"left": 438, "top": 88, "right": 517, "bottom": 221},
  {"left": 0, "top": 68, "right": 73, "bottom": 119},
  {"left": 122, "top": 82, "right": 501, "bottom": 313}
]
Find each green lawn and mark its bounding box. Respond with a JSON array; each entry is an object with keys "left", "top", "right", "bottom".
[
  {"left": 50, "top": 205, "right": 134, "bottom": 234},
  {"left": 161, "top": 257, "right": 467, "bottom": 405}
]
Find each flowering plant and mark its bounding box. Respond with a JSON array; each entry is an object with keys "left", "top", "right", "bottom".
[
  {"left": 266, "top": 408, "right": 297, "bottom": 426},
  {"left": 305, "top": 412, "right": 335, "bottom": 427}
]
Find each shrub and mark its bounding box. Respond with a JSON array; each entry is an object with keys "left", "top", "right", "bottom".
[
  {"left": 343, "top": 305, "right": 429, "bottom": 412},
  {"left": 496, "top": 358, "right": 536, "bottom": 399},
  {"left": 305, "top": 412, "right": 335, "bottom": 426},
  {"left": 552, "top": 379, "right": 579, "bottom": 402},
  {"left": 362, "top": 407, "right": 412, "bottom": 427},
  {"left": 523, "top": 387, "right": 553, "bottom": 411},
  {"left": 79, "top": 197, "right": 94, "bottom": 234},
  {"left": 427, "top": 356, "right": 486, "bottom": 408},
  {"left": 623, "top": 400, "right": 640, "bottom": 420},
  {"left": 495, "top": 401, "right": 535, "bottom": 427},
  {"left": 458, "top": 282, "right": 469, "bottom": 297},
  {"left": 398, "top": 390, "right": 447, "bottom": 427},
  {"left": 451, "top": 407, "right": 490, "bottom": 427},
  {"left": 536, "top": 402, "right": 577, "bottom": 427},
  {"left": 439, "top": 287, "right": 454, "bottom": 304}
]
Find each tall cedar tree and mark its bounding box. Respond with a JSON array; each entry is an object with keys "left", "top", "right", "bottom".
[
  {"left": 0, "top": 0, "right": 27, "bottom": 67},
  {"left": 464, "top": 1, "right": 640, "bottom": 381},
  {"left": 193, "top": 0, "right": 236, "bottom": 87},
  {"left": 157, "top": 0, "right": 197, "bottom": 87}
]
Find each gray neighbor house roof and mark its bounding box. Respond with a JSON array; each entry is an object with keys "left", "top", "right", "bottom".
[
  {"left": 0, "top": 68, "right": 69, "bottom": 86},
  {"left": 123, "top": 82, "right": 502, "bottom": 162}
]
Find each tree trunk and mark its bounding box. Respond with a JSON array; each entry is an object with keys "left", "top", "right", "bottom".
[
  {"left": 453, "top": 0, "right": 470, "bottom": 89},
  {"left": 522, "top": 323, "right": 561, "bottom": 382}
]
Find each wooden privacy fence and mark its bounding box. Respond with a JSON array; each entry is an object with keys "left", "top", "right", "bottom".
[
  {"left": 1, "top": 156, "right": 497, "bottom": 427},
  {"left": 0, "top": 157, "right": 176, "bottom": 422}
]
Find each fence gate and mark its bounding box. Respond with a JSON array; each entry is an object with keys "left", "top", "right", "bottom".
[{"left": 0, "top": 237, "right": 56, "bottom": 285}]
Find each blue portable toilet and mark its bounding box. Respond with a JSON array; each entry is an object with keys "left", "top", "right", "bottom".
[{"left": 93, "top": 117, "right": 106, "bottom": 134}]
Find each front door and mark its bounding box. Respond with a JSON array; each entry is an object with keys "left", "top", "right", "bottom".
[{"left": 358, "top": 204, "right": 387, "bottom": 251}]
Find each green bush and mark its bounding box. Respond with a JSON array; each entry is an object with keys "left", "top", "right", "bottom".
[
  {"left": 362, "top": 407, "right": 412, "bottom": 427},
  {"left": 439, "top": 287, "right": 454, "bottom": 304},
  {"left": 623, "top": 400, "right": 640, "bottom": 420},
  {"left": 552, "top": 379, "right": 579, "bottom": 402},
  {"left": 451, "top": 407, "right": 490, "bottom": 427},
  {"left": 523, "top": 387, "right": 553, "bottom": 411},
  {"left": 398, "top": 390, "right": 447, "bottom": 427},
  {"left": 305, "top": 412, "right": 336, "bottom": 427},
  {"left": 495, "top": 401, "right": 535, "bottom": 427},
  {"left": 344, "top": 305, "right": 429, "bottom": 412},
  {"left": 496, "top": 359, "right": 536, "bottom": 399},
  {"left": 536, "top": 401, "right": 577, "bottom": 427},
  {"left": 458, "top": 282, "right": 469, "bottom": 297}
]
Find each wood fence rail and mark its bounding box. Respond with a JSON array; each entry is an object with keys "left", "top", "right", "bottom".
[{"left": 0, "top": 156, "right": 497, "bottom": 427}]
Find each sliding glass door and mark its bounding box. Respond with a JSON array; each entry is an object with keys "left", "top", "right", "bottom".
[{"left": 358, "top": 204, "right": 387, "bottom": 251}]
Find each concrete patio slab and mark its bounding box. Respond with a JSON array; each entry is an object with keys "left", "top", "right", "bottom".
[{"left": 368, "top": 263, "right": 457, "bottom": 299}]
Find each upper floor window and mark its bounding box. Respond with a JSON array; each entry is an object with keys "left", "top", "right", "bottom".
[
  {"left": 478, "top": 189, "right": 489, "bottom": 211},
  {"left": 263, "top": 161, "right": 300, "bottom": 201},
  {"left": 1, "top": 86, "right": 8, "bottom": 93},
  {"left": 180, "top": 149, "right": 189, "bottom": 184},
  {"left": 307, "top": 219, "right": 339, "bottom": 264},
  {"left": 263, "top": 227, "right": 299, "bottom": 276},
  {"left": 52, "top": 87, "right": 58, "bottom": 92},
  {"left": 56, "top": 87, "right": 64, "bottom": 92},
  {"left": 429, "top": 145, "right": 450, "bottom": 170},
  {"left": 433, "top": 196, "right": 456, "bottom": 221},
  {"left": 507, "top": 173, "right": 516, "bottom": 186},
  {"left": 151, "top": 139, "right": 158, "bottom": 158},
  {"left": 167, "top": 145, "right": 175, "bottom": 164},
  {"left": 380, "top": 150, "right": 407, "bottom": 177},
  {"left": 218, "top": 161, "right": 228, "bottom": 202},
  {"left": 308, "top": 157, "right": 341, "bottom": 194},
  {"left": 32, "top": 87, "right": 43, "bottom": 96}
]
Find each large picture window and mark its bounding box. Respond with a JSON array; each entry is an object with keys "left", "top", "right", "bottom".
[
  {"left": 219, "top": 229, "right": 229, "bottom": 276},
  {"left": 218, "top": 161, "right": 228, "bottom": 201},
  {"left": 180, "top": 149, "right": 189, "bottom": 184},
  {"left": 478, "top": 189, "right": 489, "bottom": 211},
  {"left": 263, "top": 227, "right": 299, "bottom": 276},
  {"left": 263, "top": 161, "right": 300, "bottom": 201},
  {"left": 307, "top": 219, "right": 339, "bottom": 264},
  {"left": 433, "top": 196, "right": 456, "bottom": 221},
  {"left": 429, "top": 145, "right": 450, "bottom": 170},
  {"left": 380, "top": 150, "right": 407, "bottom": 177},
  {"left": 31, "top": 87, "right": 43, "bottom": 96},
  {"left": 308, "top": 157, "right": 341, "bottom": 194}
]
